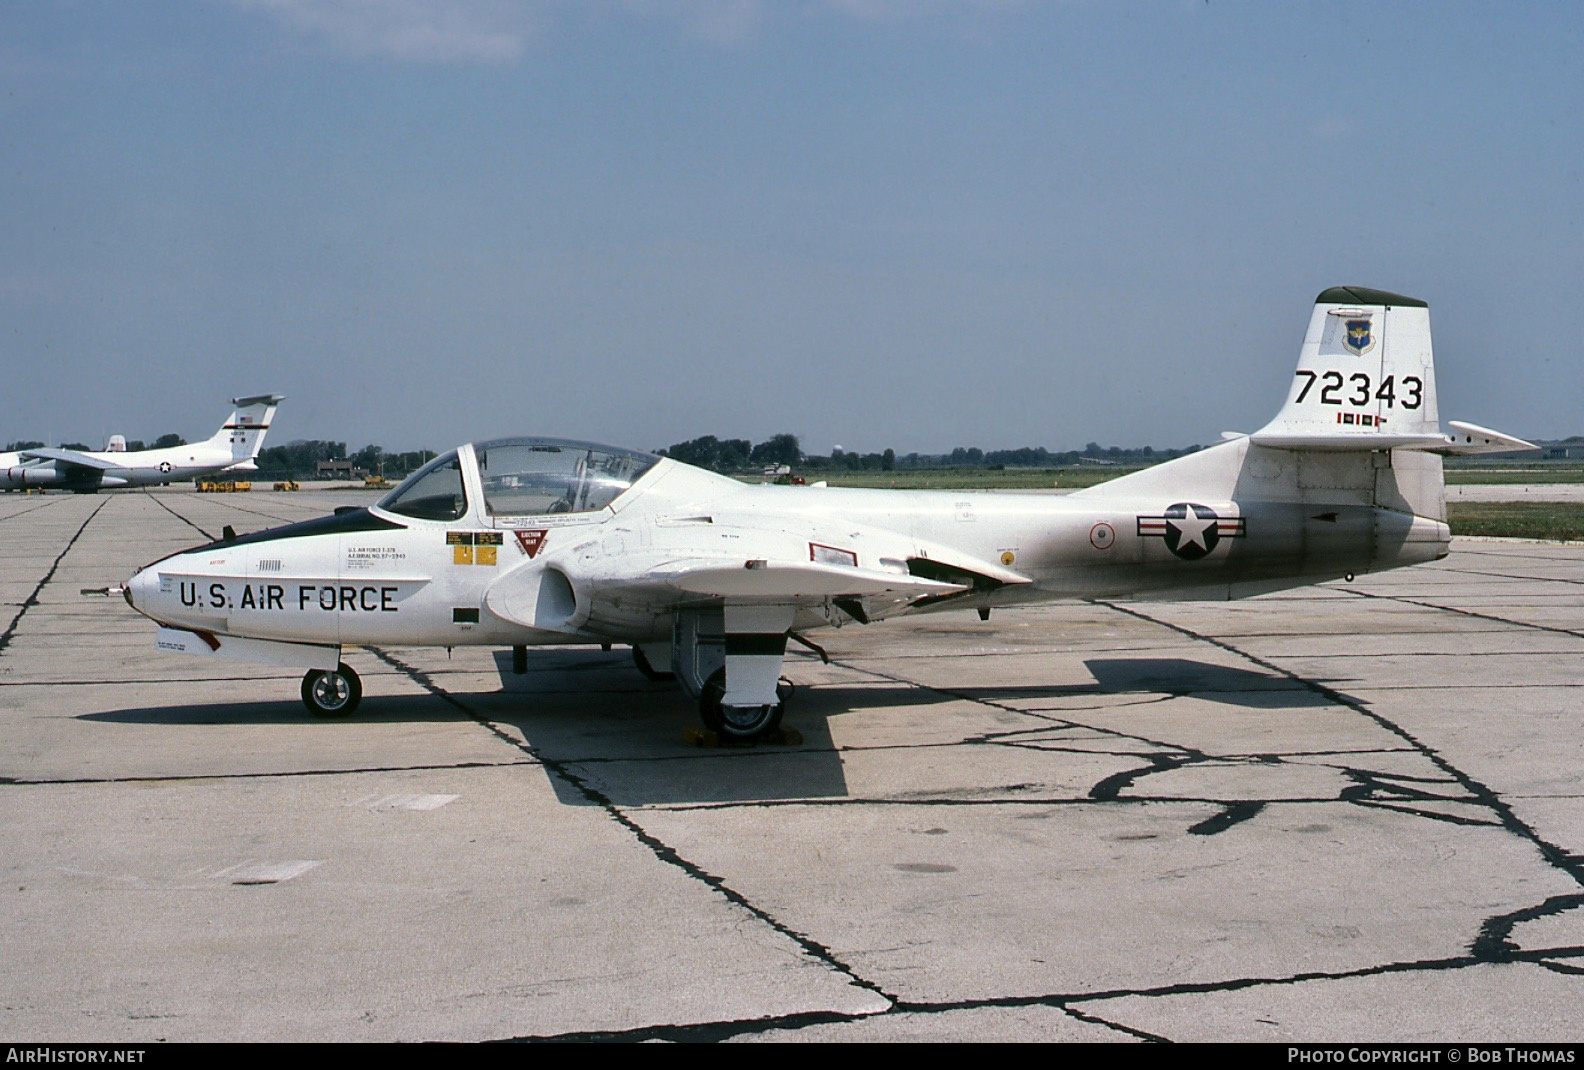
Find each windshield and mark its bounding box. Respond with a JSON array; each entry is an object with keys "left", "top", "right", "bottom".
[
  {"left": 475, "top": 439, "right": 658, "bottom": 516},
  {"left": 378, "top": 451, "right": 468, "bottom": 521}
]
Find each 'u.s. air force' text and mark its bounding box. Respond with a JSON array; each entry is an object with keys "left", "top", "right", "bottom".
[{"left": 178, "top": 582, "right": 400, "bottom": 612}]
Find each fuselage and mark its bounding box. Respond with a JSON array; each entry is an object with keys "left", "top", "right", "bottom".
[
  {"left": 124, "top": 437, "right": 1449, "bottom": 653},
  {"left": 0, "top": 443, "right": 250, "bottom": 491}
]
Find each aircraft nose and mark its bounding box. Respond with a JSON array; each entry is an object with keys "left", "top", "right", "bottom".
[{"left": 125, "top": 566, "right": 159, "bottom": 617}]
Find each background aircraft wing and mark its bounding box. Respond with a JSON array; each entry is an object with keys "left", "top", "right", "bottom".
[{"left": 17, "top": 447, "right": 120, "bottom": 471}]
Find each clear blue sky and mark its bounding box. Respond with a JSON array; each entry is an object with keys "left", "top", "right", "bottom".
[{"left": 4, "top": 1, "right": 1580, "bottom": 455}]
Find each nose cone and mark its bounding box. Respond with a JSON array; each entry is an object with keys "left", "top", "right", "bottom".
[{"left": 125, "top": 566, "right": 161, "bottom": 619}]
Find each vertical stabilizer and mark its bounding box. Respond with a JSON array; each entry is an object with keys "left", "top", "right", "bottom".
[
  {"left": 1254, "top": 286, "right": 1440, "bottom": 445},
  {"left": 209, "top": 394, "right": 284, "bottom": 463}
]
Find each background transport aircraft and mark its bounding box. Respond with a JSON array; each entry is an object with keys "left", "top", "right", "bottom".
[
  {"left": 115, "top": 288, "right": 1532, "bottom": 741},
  {"left": 2, "top": 395, "right": 284, "bottom": 492}
]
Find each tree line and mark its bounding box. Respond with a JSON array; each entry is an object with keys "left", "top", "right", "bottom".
[
  {"left": 657, "top": 433, "right": 1202, "bottom": 473},
  {"left": 5, "top": 433, "right": 188, "bottom": 453},
  {"left": 6, "top": 432, "right": 1204, "bottom": 478}
]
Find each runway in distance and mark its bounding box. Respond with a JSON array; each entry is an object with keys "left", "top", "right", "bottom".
[
  {"left": 114, "top": 289, "right": 1533, "bottom": 741},
  {"left": 3, "top": 394, "right": 283, "bottom": 493}
]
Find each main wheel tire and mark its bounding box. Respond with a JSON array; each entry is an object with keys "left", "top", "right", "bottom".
[
  {"left": 632, "top": 645, "right": 675, "bottom": 682},
  {"left": 301, "top": 662, "right": 362, "bottom": 717},
  {"left": 698, "top": 668, "right": 784, "bottom": 742}
]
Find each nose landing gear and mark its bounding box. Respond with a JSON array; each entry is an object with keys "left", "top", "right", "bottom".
[{"left": 301, "top": 662, "right": 362, "bottom": 717}]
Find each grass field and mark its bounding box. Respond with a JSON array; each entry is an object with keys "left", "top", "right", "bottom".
[
  {"left": 1447, "top": 502, "right": 1584, "bottom": 542},
  {"left": 1445, "top": 466, "right": 1584, "bottom": 484}
]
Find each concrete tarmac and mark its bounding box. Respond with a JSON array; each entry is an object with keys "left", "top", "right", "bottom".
[{"left": 1, "top": 487, "right": 1580, "bottom": 1042}]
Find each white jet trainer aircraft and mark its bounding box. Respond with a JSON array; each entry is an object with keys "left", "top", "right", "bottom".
[
  {"left": 117, "top": 289, "right": 1531, "bottom": 741},
  {"left": 2, "top": 394, "right": 284, "bottom": 493}
]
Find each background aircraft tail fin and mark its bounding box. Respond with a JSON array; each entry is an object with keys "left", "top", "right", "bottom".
[{"left": 207, "top": 394, "right": 284, "bottom": 462}]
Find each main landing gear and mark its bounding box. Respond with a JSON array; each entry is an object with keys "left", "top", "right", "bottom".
[
  {"left": 668, "top": 605, "right": 796, "bottom": 745},
  {"left": 301, "top": 662, "right": 362, "bottom": 717},
  {"left": 697, "top": 669, "right": 796, "bottom": 742}
]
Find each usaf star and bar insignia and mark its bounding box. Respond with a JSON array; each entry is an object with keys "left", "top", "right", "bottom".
[{"left": 1136, "top": 502, "right": 1246, "bottom": 561}]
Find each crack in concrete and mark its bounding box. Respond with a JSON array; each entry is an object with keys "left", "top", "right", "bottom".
[
  {"left": 154, "top": 495, "right": 311, "bottom": 527},
  {"left": 811, "top": 651, "right": 1498, "bottom": 842},
  {"left": 0, "top": 498, "right": 71, "bottom": 523},
  {"left": 0, "top": 759, "right": 533, "bottom": 788},
  {"left": 367, "top": 646, "right": 897, "bottom": 1012},
  {"left": 143, "top": 493, "right": 215, "bottom": 541},
  {"left": 1096, "top": 599, "right": 1584, "bottom": 986},
  {"left": 1472, "top": 893, "right": 1584, "bottom": 961},
  {"left": 507, "top": 997, "right": 1165, "bottom": 1043},
  {"left": 0, "top": 499, "right": 108, "bottom": 660},
  {"left": 1344, "top": 588, "right": 1584, "bottom": 640},
  {"left": 510, "top": 941, "right": 1584, "bottom": 1042}
]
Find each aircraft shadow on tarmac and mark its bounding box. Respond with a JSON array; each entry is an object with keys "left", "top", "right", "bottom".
[{"left": 81, "top": 652, "right": 1355, "bottom": 808}]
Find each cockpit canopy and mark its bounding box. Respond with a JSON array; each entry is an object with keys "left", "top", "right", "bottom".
[
  {"left": 474, "top": 438, "right": 660, "bottom": 516},
  {"left": 377, "top": 438, "right": 660, "bottom": 522}
]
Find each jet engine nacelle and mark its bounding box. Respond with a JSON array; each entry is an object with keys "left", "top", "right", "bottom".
[{"left": 8, "top": 464, "right": 62, "bottom": 486}]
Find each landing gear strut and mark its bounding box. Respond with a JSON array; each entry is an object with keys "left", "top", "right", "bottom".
[{"left": 301, "top": 662, "right": 362, "bottom": 717}]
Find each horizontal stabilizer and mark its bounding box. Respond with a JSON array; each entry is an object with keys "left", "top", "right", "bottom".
[
  {"left": 231, "top": 393, "right": 287, "bottom": 408},
  {"left": 665, "top": 561, "right": 966, "bottom": 600},
  {"left": 1436, "top": 421, "right": 1537, "bottom": 456},
  {"left": 1249, "top": 432, "right": 1452, "bottom": 452},
  {"left": 1251, "top": 422, "right": 1535, "bottom": 455}
]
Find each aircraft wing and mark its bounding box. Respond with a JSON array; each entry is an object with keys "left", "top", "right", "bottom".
[
  {"left": 659, "top": 560, "right": 965, "bottom": 600},
  {"left": 17, "top": 447, "right": 121, "bottom": 472}
]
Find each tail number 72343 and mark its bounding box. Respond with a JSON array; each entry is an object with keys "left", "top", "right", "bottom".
[{"left": 1294, "top": 371, "right": 1423, "bottom": 409}]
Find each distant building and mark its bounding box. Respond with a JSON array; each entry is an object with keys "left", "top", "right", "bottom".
[{"left": 314, "top": 460, "right": 367, "bottom": 480}]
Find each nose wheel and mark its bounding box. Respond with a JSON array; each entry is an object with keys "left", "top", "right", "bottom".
[{"left": 301, "top": 662, "right": 362, "bottom": 717}]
